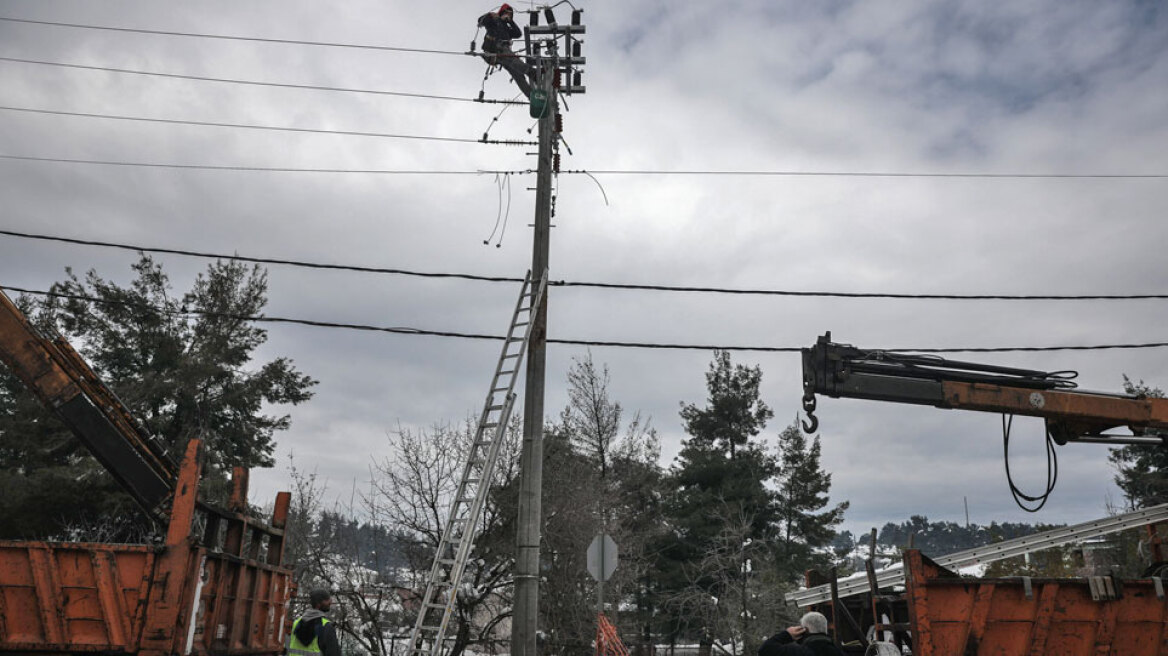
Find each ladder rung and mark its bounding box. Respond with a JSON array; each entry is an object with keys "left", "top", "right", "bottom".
[
  {"left": 426, "top": 602, "right": 447, "bottom": 610},
  {"left": 488, "top": 404, "right": 505, "bottom": 411},
  {"left": 492, "top": 386, "right": 509, "bottom": 393},
  {"left": 422, "top": 625, "right": 442, "bottom": 632},
  {"left": 483, "top": 423, "right": 498, "bottom": 429},
  {"left": 502, "top": 352, "right": 521, "bottom": 359},
  {"left": 439, "top": 559, "right": 456, "bottom": 566}
]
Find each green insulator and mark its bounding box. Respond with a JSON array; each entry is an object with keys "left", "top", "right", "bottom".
[{"left": 529, "top": 89, "right": 549, "bottom": 119}]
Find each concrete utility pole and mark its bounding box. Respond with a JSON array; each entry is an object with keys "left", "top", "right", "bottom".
[
  {"left": 513, "top": 58, "right": 556, "bottom": 656},
  {"left": 512, "top": 9, "right": 585, "bottom": 656}
]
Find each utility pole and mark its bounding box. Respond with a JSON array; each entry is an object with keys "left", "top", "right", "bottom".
[
  {"left": 513, "top": 58, "right": 555, "bottom": 656},
  {"left": 513, "top": 7, "right": 585, "bottom": 656}
]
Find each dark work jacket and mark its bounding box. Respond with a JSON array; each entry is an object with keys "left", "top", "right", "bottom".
[
  {"left": 764, "top": 632, "right": 844, "bottom": 656},
  {"left": 759, "top": 633, "right": 813, "bottom": 656},
  {"left": 292, "top": 611, "right": 342, "bottom": 656},
  {"left": 478, "top": 12, "right": 522, "bottom": 52}
]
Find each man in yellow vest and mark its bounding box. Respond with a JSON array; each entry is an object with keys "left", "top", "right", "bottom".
[{"left": 288, "top": 589, "right": 341, "bottom": 656}]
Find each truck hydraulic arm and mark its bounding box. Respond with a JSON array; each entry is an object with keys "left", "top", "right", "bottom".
[
  {"left": 801, "top": 332, "right": 1168, "bottom": 446},
  {"left": 0, "top": 288, "right": 177, "bottom": 515}
]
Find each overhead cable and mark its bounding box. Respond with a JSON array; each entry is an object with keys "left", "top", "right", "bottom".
[
  {"left": 0, "top": 105, "right": 507, "bottom": 144},
  {"left": 5, "top": 285, "right": 1168, "bottom": 353},
  {"left": 0, "top": 16, "right": 476, "bottom": 57},
  {"left": 2, "top": 151, "right": 1161, "bottom": 179},
  {"left": 2, "top": 228, "right": 1166, "bottom": 302},
  {"left": 563, "top": 169, "right": 1168, "bottom": 180},
  {"left": 0, "top": 154, "right": 532, "bottom": 174},
  {"left": 0, "top": 56, "right": 523, "bottom": 104}
]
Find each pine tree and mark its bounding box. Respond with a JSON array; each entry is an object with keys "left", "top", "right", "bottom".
[
  {"left": 774, "top": 422, "right": 848, "bottom": 580},
  {"left": 1109, "top": 376, "right": 1168, "bottom": 508},
  {"left": 0, "top": 256, "right": 316, "bottom": 538},
  {"left": 656, "top": 351, "right": 780, "bottom": 642}
]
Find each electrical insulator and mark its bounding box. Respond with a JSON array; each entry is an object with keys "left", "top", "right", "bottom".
[
  {"left": 572, "top": 9, "right": 583, "bottom": 25},
  {"left": 555, "top": 113, "right": 563, "bottom": 133},
  {"left": 529, "top": 10, "right": 538, "bottom": 26},
  {"left": 573, "top": 42, "right": 582, "bottom": 57},
  {"left": 554, "top": 153, "right": 561, "bottom": 173},
  {"left": 573, "top": 71, "right": 582, "bottom": 86},
  {"left": 554, "top": 70, "right": 562, "bottom": 88},
  {"left": 544, "top": 8, "right": 557, "bottom": 26}
]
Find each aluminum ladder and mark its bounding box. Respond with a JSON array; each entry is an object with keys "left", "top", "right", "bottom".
[
  {"left": 785, "top": 501, "right": 1168, "bottom": 607},
  {"left": 406, "top": 270, "right": 547, "bottom": 656}
]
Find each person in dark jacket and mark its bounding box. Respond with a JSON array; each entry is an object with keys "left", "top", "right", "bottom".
[
  {"left": 477, "top": 3, "right": 533, "bottom": 98},
  {"left": 287, "top": 589, "right": 342, "bottom": 656},
  {"left": 760, "top": 612, "right": 844, "bottom": 656}
]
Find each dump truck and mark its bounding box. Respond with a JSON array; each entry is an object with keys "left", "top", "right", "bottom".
[
  {"left": 790, "top": 332, "right": 1168, "bottom": 655},
  {"left": 0, "top": 287, "right": 295, "bottom": 656}
]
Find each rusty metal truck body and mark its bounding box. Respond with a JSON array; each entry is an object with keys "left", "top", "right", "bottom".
[{"left": 0, "top": 288, "right": 296, "bottom": 655}]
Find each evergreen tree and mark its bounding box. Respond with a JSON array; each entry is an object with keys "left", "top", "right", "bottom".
[
  {"left": 1109, "top": 376, "right": 1168, "bottom": 507},
  {"left": 656, "top": 351, "right": 780, "bottom": 642},
  {"left": 0, "top": 256, "right": 316, "bottom": 538},
  {"left": 773, "top": 422, "right": 848, "bottom": 580}
]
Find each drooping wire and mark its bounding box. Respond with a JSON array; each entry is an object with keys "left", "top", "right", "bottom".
[
  {"left": 496, "top": 174, "right": 513, "bottom": 248},
  {"left": 483, "top": 172, "right": 513, "bottom": 247},
  {"left": 1002, "top": 414, "right": 1059, "bottom": 512},
  {"left": 582, "top": 171, "right": 609, "bottom": 206},
  {"left": 481, "top": 93, "right": 522, "bottom": 142}
]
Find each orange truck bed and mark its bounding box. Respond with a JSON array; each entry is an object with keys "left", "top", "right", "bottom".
[
  {"left": 904, "top": 549, "right": 1168, "bottom": 655},
  {"left": 814, "top": 549, "right": 1168, "bottom": 655},
  {"left": 0, "top": 441, "right": 294, "bottom": 656}
]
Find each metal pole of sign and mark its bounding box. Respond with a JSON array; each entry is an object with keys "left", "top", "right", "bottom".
[{"left": 597, "top": 537, "right": 605, "bottom": 617}]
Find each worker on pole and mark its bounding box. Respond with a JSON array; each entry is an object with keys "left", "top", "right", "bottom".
[
  {"left": 287, "top": 589, "right": 342, "bottom": 656},
  {"left": 478, "top": 3, "right": 533, "bottom": 98}
]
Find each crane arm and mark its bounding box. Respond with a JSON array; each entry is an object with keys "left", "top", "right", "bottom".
[
  {"left": 0, "top": 288, "right": 177, "bottom": 515},
  {"left": 801, "top": 332, "right": 1168, "bottom": 446}
]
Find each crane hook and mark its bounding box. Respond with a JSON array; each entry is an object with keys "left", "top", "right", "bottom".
[{"left": 801, "top": 389, "right": 818, "bottom": 434}]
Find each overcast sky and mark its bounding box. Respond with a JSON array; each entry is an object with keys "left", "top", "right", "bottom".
[{"left": 1, "top": 1, "right": 1167, "bottom": 539}]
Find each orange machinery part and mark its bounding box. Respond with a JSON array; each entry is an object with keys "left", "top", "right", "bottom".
[
  {"left": 903, "top": 549, "right": 1168, "bottom": 655},
  {"left": 0, "top": 440, "right": 294, "bottom": 656}
]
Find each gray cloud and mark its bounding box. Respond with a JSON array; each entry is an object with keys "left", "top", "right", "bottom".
[{"left": 1, "top": 0, "right": 1166, "bottom": 537}]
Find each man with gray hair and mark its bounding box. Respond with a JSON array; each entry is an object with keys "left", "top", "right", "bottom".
[{"left": 758, "top": 612, "right": 843, "bottom": 656}]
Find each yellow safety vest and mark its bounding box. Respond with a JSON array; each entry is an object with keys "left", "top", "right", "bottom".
[{"left": 287, "top": 617, "right": 330, "bottom": 656}]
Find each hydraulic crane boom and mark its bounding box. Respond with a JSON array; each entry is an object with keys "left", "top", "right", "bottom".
[
  {"left": 801, "top": 332, "right": 1168, "bottom": 446},
  {"left": 0, "top": 287, "right": 177, "bottom": 515}
]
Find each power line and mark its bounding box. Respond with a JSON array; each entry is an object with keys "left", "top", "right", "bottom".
[
  {"left": 0, "top": 105, "right": 539, "bottom": 145},
  {"left": 5, "top": 284, "right": 1167, "bottom": 353},
  {"left": 564, "top": 169, "right": 1168, "bottom": 180},
  {"left": 2, "top": 150, "right": 1160, "bottom": 179},
  {"left": 0, "top": 56, "right": 522, "bottom": 105},
  {"left": 0, "top": 154, "right": 532, "bottom": 174},
  {"left": 2, "top": 228, "right": 1167, "bottom": 302},
  {"left": 0, "top": 16, "right": 476, "bottom": 57}
]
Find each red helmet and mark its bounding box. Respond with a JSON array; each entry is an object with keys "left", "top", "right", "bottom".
[{"left": 499, "top": 3, "right": 514, "bottom": 14}]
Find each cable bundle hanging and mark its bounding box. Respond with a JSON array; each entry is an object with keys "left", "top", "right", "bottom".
[{"left": 1002, "top": 414, "right": 1059, "bottom": 513}]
